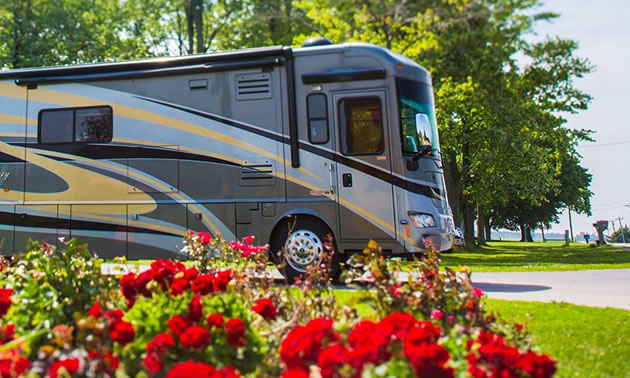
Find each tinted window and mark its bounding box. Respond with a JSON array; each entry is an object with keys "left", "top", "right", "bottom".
[
  {"left": 39, "top": 110, "right": 73, "bottom": 144},
  {"left": 339, "top": 97, "right": 384, "bottom": 155},
  {"left": 39, "top": 106, "right": 113, "bottom": 144},
  {"left": 306, "top": 94, "right": 329, "bottom": 144},
  {"left": 397, "top": 78, "right": 439, "bottom": 155},
  {"left": 75, "top": 107, "right": 113, "bottom": 142}
]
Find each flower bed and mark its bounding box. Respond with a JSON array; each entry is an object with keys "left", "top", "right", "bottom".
[{"left": 0, "top": 234, "right": 556, "bottom": 377}]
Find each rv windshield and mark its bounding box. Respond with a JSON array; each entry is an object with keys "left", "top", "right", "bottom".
[{"left": 397, "top": 78, "right": 440, "bottom": 156}]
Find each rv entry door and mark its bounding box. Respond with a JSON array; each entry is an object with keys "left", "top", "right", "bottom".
[{"left": 332, "top": 90, "right": 396, "bottom": 240}]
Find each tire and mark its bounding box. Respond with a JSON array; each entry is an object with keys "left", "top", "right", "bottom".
[{"left": 270, "top": 216, "right": 340, "bottom": 283}]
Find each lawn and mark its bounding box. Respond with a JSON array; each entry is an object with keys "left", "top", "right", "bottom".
[
  {"left": 334, "top": 291, "right": 630, "bottom": 378},
  {"left": 439, "top": 241, "right": 630, "bottom": 272},
  {"left": 485, "top": 299, "right": 630, "bottom": 378}
]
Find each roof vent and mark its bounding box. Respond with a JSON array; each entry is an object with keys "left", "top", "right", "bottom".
[{"left": 301, "top": 36, "right": 334, "bottom": 48}]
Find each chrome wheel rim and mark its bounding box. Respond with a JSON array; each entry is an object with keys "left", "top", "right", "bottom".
[{"left": 284, "top": 229, "right": 323, "bottom": 272}]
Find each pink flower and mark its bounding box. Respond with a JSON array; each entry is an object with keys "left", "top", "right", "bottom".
[
  {"left": 431, "top": 310, "right": 443, "bottom": 320},
  {"left": 242, "top": 235, "right": 255, "bottom": 244},
  {"left": 516, "top": 323, "right": 524, "bottom": 330},
  {"left": 447, "top": 315, "right": 455, "bottom": 324},
  {"left": 474, "top": 288, "right": 484, "bottom": 298},
  {"left": 198, "top": 232, "right": 212, "bottom": 244}
]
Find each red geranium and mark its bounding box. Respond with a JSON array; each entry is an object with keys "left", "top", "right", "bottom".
[
  {"left": 179, "top": 325, "right": 210, "bottom": 350},
  {"left": 318, "top": 343, "right": 350, "bottom": 378},
  {"left": 0, "top": 354, "right": 29, "bottom": 378},
  {"left": 110, "top": 321, "right": 135, "bottom": 345},
  {"left": 281, "top": 368, "right": 309, "bottom": 378},
  {"left": 171, "top": 279, "right": 189, "bottom": 296},
  {"left": 405, "top": 343, "right": 453, "bottom": 378},
  {"left": 144, "top": 353, "right": 163, "bottom": 375},
  {"left": 0, "top": 323, "right": 15, "bottom": 344},
  {"left": 48, "top": 358, "right": 80, "bottom": 378},
  {"left": 0, "top": 289, "right": 12, "bottom": 317},
  {"left": 213, "top": 270, "right": 232, "bottom": 292},
  {"left": 191, "top": 275, "right": 215, "bottom": 295},
  {"left": 280, "top": 318, "right": 339, "bottom": 369},
  {"left": 207, "top": 313, "right": 225, "bottom": 329},
  {"left": 168, "top": 315, "right": 191, "bottom": 337},
  {"left": 379, "top": 312, "right": 419, "bottom": 340},
  {"left": 242, "top": 235, "right": 255, "bottom": 244},
  {"left": 88, "top": 301, "right": 102, "bottom": 318},
  {"left": 166, "top": 361, "right": 240, "bottom": 378},
  {"left": 225, "top": 318, "right": 246, "bottom": 347},
  {"left": 188, "top": 295, "right": 203, "bottom": 322},
  {"left": 251, "top": 298, "right": 277, "bottom": 321},
  {"left": 147, "top": 332, "right": 175, "bottom": 355},
  {"left": 105, "top": 309, "right": 124, "bottom": 325},
  {"left": 347, "top": 320, "right": 390, "bottom": 367}
]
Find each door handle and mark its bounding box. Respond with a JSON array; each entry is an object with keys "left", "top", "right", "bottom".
[
  {"left": 342, "top": 173, "right": 353, "bottom": 187},
  {"left": 323, "top": 161, "right": 334, "bottom": 194}
]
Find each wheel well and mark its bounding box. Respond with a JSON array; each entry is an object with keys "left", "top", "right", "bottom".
[{"left": 268, "top": 213, "right": 334, "bottom": 252}]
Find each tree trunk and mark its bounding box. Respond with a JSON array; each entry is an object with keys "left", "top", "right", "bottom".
[
  {"left": 192, "top": 0, "right": 204, "bottom": 53},
  {"left": 185, "top": 0, "right": 194, "bottom": 54},
  {"left": 520, "top": 222, "right": 527, "bottom": 242},
  {"left": 477, "top": 206, "right": 486, "bottom": 246},
  {"left": 526, "top": 226, "right": 534, "bottom": 242}
]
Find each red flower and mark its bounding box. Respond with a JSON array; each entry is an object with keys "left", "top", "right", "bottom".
[
  {"left": 280, "top": 318, "right": 338, "bottom": 369},
  {"left": 168, "top": 315, "right": 191, "bottom": 337},
  {"left": 188, "top": 295, "right": 203, "bottom": 322},
  {"left": 179, "top": 325, "right": 210, "bottom": 350},
  {"left": 0, "top": 355, "right": 29, "bottom": 378},
  {"left": 515, "top": 351, "right": 556, "bottom": 378},
  {"left": 213, "top": 270, "right": 232, "bottom": 292},
  {"left": 0, "top": 289, "right": 12, "bottom": 317},
  {"left": 191, "top": 274, "right": 215, "bottom": 295},
  {"left": 0, "top": 323, "right": 15, "bottom": 344},
  {"left": 183, "top": 267, "right": 199, "bottom": 281},
  {"left": 88, "top": 301, "right": 102, "bottom": 318},
  {"left": 120, "top": 273, "right": 137, "bottom": 305},
  {"left": 49, "top": 358, "right": 80, "bottom": 378},
  {"left": 170, "top": 279, "right": 189, "bottom": 296},
  {"left": 110, "top": 321, "right": 135, "bottom": 345},
  {"left": 147, "top": 333, "right": 175, "bottom": 355},
  {"left": 318, "top": 343, "right": 350, "bottom": 378},
  {"left": 105, "top": 309, "right": 124, "bottom": 326},
  {"left": 405, "top": 343, "right": 453, "bottom": 378},
  {"left": 198, "top": 232, "right": 212, "bottom": 244},
  {"left": 281, "top": 368, "right": 309, "bottom": 378},
  {"left": 207, "top": 313, "right": 225, "bottom": 329},
  {"left": 474, "top": 288, "right": 484, "bottom": 298},
  {"left": 242, "top": 235, "right": 255, "bottom": 244},
  {"left": 144, "top": 353, "right": 163, "bottom": 375},
  {"left": 251, "top": 298, "right": 277, "bottom": 321},
  {"left": 102, "top": 352, "right": 119, "bottom": 372},
  {"left": 225, "top": 318, "right": 246, "bottom": 347},
  {"left": 431, "top": 309, "right": 444, "bottom": 320},
  {"left": 347, "top": 320, "right": 390, "bottom": 367},
  {"left": 166, "top": 361, "right": 220, "bottom": 378},
  {"left": 379, "top": 312, "right": 419, "bottom": 340},
  {"left": 404, "top": 321, "right": 441, "bottom": 346}
]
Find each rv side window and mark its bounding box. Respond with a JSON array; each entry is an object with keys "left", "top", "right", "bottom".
[
  {"left": 306, "top": 94, "right": 329, "bottom": 144},
  {"left": 39, "top": 106, "right": 113, "bottom": 144},
  {"left": 338, "top": 97, "right": 384, "bottom": 155}
]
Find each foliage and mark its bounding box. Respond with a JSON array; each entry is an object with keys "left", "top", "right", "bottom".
[
  {"left": 0, "top": 235, "right": 558, "bottom": 377},
  {"left": 607, "top": 226, "right": 630, "bottom": 243},
  {"left": 0, "top": 239, "right": 115, "bottom": 353}
]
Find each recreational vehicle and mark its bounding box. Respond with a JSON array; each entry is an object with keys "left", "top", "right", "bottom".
[{"left": 0, "top": 38, "right": 455, "bottom": 279}]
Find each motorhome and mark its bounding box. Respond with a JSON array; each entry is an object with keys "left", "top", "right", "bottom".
[{"left": 0, "top": 38, "right": 454, "bottom": 279}]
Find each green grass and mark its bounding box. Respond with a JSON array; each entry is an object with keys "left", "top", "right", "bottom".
[
  {"left": 439, "top": 241, "right": 630, "bottom": 272},
  {"left": 485, "top": 299, "right": 630, "bottom": 378},
  {"left": 333, "top": 291, "right": 630, "bottom": 377}
]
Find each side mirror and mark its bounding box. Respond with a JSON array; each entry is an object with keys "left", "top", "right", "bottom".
[{"left": 406, "top": 145, "right": 432, "bottom": 171}]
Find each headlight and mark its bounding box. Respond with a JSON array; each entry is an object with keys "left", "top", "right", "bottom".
[{"left": 408, "top": 212, "right": 437, "bottom": 228}]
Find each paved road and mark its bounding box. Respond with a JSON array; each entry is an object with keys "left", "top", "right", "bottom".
[{"left": 471, "top": 269, "right": 630, "bottom": 310}]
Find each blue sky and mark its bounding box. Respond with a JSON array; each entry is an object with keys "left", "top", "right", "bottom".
[{"left": 526, "top": 0, "right": 630, "bottom": 236}]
